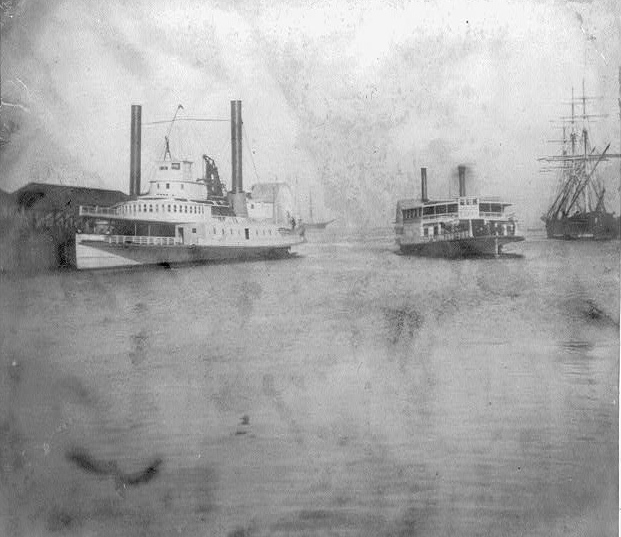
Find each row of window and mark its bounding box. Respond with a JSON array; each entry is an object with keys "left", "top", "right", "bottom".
[
  {"left": 158, "top": 162, "right": 181, "bottom": 171},
  {"left": 479, "top": 203, "right": 504, "bottom": 213},
  {"left": 208, "top": 227, "right": 273, "bottom": 236},
  {"left": 156, "top": 181, "right": 183, "bottom": 189},
  {"left": 402, "top": 208, "right": 422, "bottom": 219},
  {"left": 403, "top": 203, "right": 459, "bottom": 220},
  {"left": 120, "top": 203, "right": 206, "bottom": 215}
]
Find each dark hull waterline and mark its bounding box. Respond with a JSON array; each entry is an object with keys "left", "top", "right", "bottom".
[{"left": 399, "top": 235, "right": 525, "bottom": 258}]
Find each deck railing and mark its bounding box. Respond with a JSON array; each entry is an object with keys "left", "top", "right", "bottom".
[
  {"left": 420, "top": 230, "right": 471, "bottom": 242},
  {"left": 79, "top": 206, "right": 121, "bottom": 217},
  {"left": 421, "top": 227, "right": 516, "bottom": 242}
]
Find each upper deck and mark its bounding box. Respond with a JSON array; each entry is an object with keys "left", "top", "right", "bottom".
[{"left": 396, "top": 196, "right": 513, "bottom": 224}]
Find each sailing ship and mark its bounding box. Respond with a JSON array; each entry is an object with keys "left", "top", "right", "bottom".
[
  {"left": 74, "top": 101, "right": 305, "bottom": 269},
  {"left": 395, "top": 166, "right": 524, "bottom": 257},
  {"left": 303, "top": 191, "right": 334, "bottom": 230},
  {"left": 539, "top": 81, "right": 621, "bottom": 240}
]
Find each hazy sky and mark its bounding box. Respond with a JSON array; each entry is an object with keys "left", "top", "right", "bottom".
[{"left": 1, "top": 0, "right": 620, "bottom": 226}]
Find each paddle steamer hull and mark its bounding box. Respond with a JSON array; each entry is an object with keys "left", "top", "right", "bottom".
[
  {"left": 399, "top": 235, "right": 524, "bottom": 258},
  {"left": 76, "top": 233, "right": 299, "bottom": 270}
]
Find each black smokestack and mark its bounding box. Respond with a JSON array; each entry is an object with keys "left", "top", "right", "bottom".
[
  {"left": 458, "top": 165, "right": 466, "bottom": 197},
  {"left": 130, "top": 105, "right": 142, "bottom": 197},
  {"left": 231, "top": 100, "right": 243, "bottom": 193},
  {"left": 420, "top": 167, "right": 428, "bottom": 202}
]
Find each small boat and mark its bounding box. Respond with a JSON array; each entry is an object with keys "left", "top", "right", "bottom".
[
  {"left": 395, "top": 166, "right": 524, "bottom": 257},
  {"left": 74, "top": 101, "right": 305, "bottom": 270}
]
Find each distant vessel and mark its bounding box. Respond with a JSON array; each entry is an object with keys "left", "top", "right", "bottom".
[
  {"left": 539, "top": 80, "right": 621, "bottom": 240},
  {"left": 75, "top": 101, "right": 304, "bottom": 269},
  {"left": 395, "top": 166, "right": 524, "bottom": 257},
  {"left": 304, "top": 191, "right": 334, "bottom": 230}
]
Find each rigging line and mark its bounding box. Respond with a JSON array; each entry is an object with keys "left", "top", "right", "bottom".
[
  {"left": 242, "top": 124, "right": 261, "bottom": 183},
  {"left": 166, "top": 105, "right": 184, "bottom": 139},
  {"left": 143, "top": 118, "right": 229, "bottom": 126}
]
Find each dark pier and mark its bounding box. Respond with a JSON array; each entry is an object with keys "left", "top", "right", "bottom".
[{"left": 0, "top": 183, "right": 127, "bottom": 272}]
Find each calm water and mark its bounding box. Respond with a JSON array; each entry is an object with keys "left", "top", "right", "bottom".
[{"left": 0, "top": 230, "right": 618, "bottom": 536}]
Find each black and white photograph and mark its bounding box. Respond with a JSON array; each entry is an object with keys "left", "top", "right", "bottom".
[{"left": 0, "top": 1, "right": 619, "bottom": 535}]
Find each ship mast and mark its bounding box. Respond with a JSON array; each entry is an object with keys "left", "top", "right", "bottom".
[
  {"left": 539, "top": 79, "right": 621, "bottom": 221},
  {"left": 163, "top": 104, "right": 184, "bottom": 160}
]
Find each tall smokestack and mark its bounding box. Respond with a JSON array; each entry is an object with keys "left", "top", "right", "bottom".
[
  {"left": 420, "top": 167, "right": 428, "bottom": 202},
  {"left": 458, "top": 165, "right": 466, "bottom": 197},
  {"left": 231, "top": 100, "right": 243, "bottom": 193},
  {"left": 130, "top": 105, "right": 142, "bottom": 197},
  {"left": 229, "top": 100, "right": 247, "bottom": 216}
]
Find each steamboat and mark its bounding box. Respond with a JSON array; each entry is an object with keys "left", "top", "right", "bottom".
[
  {"left": 395, "top": 166, "right": 524, "bottom": 257},
  {"left": 75, "top": 101, "right": 305, "bottom": 270}
]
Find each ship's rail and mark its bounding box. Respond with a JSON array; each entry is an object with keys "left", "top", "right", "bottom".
[
  {"left": 420, "top": 227, "right": 517, "bottom": 243},
  {"left": 106, "top": 235, "right": 178, "bottom": 246},
  {"left": 479, "top": 211, "right": 504, "bottom": 217},
  {"left": 421, "top": 214, "right": 459, "bottom": 221},
  {"left": 420, "top": 231, "right": 471, "bottom": 242},
  {"left": 420, "top": 211, "right": 514, "bottom": 221},
  {"left": 80, "top": 206, "right": 121, "bottom": 217}
]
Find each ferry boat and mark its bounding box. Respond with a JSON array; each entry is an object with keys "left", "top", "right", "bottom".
[
  {"left": 395, "top": 166, "right": 524, "bottom": 257},
  {"left": 74, "top": 101, "right": 305, "bottom": 269}
]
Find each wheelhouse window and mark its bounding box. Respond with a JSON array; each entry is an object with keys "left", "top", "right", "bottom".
[
  {"left": 166, "top": 183, "right": 170, "bottom": 189},
  {"left": 423, "top": 206, "right": 434, "bottom": 216},
  {"left": 172, "top": 163, "right": 181, "bottom": 170}
]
